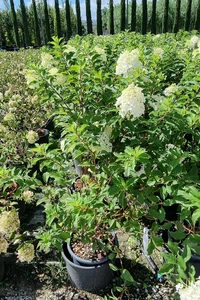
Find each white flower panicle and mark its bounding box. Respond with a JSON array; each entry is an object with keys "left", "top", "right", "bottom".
[
  {"left": 26, "top": 130, "right": 38, "bottom": 144},
  {"left": 176, "top": 277, "right": 200, "bottom": 300},
  {"left": 17, "top": 243, "right": 35, "bottom": 262},
  {"left": 22, "top": 190, "right": 34, "bottom": 203},
  {"left": 187, "top": 35, "right": 199, "bottom": 49},
  {"left": 24, "top": 70, "right": 39, "bottom": 89},
  {"left": 116, "top": 50, "right": 142, "bottom": 77},
  {"left": 153, "top": 47, "right": 164, "bottom": 58},
  {"left": 41, "top": 53, "right": 53, "bottom": 68},
  {"left": 115, "top": 83, "right": 146, "bottom": 119},
  {"left": 0, "top": 234, "right": 9, "bottom": 253},
  {"left": 0, "top": 210, "right": 20, "bottom": 234},
  {"left": 94, "top": 46, "right": 107, "bottom": 61},
  {"left": 3, "top": 112, "right": 15, "bottom": 123},
  {"left": 164, "top": 83, "right": 178, "bottom": 97},
  {"left": 99, "top": 126, "right": 112, "bottom": 153}
]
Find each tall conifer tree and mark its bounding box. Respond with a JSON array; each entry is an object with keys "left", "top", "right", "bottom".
[
  {"left": 120, "top": 0, "right": 125, "bottom": 31},
  {"left": 32, "top": 0, "right": 41, "bottom": 46},
  {"left": 142, "top": 0, "right": 147, "bottom": 34},
  {"left": 185, "top": 0, "right": 192, "bottom": 31},
  {"left": 44, "top": 0, "right": 51, "bottom": 43},
  {"left": 85, "top": 0, "right": 92, "bottom": 34},
  {"left": 109, "top": 0, "right": 114, "bottom": 34},
  {"left": 151, "top": 0, "right": 157, "bottom": 34},
  {"left": 97, "top": 0, "right": 103, "bottom": 35},
  {"left": 65, "top": 0, "right": 72, "bottom": 40},
  {"left": 195, "top": 0, "right": 200, "bottom": 31},
  {"left": 131, "top": 0, "right": 136, "bottom": 32},
  {"left": 55, "top": 0, "right": 62, "bottom": 37},
  {"left": 163, "top": 0, "right": 169, "bottom": 33},
  {"left": 10, "top": 0, "right": 20, "bottom": 47},
  {"left": 20, "top": 0, "right": 31, "bottom": 46},
  {"left": 173, "top": 0, "right": 181, "bottom": 33},
  {"left": 75, "top": 0, "right": 82, "bottom": 35}
]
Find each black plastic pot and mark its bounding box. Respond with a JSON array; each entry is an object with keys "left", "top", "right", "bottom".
[
  {"left": 0, "top": 255, "right": 4, "bottom": 282},
  {"left": 67, "top": 232, "right": 118, "bottom": 266},
  {"left": 36, "top": 129, "right": 49, "bottom": 144},
  {"left": 62, "top": 242, "right": 114, "bottom": 292}
]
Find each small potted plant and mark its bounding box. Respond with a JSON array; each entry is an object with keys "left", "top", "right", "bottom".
[{"left": 36, "top": 168, "right": 120, "bottom": 292}]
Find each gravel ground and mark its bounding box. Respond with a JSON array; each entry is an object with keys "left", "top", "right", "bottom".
[{"left": 0, "top": 231, "right": 179, "bottom": 300}]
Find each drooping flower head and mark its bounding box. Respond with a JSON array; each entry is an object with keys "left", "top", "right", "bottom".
[
  {"left": 116, "top": 50, "right": 142, "bottom": 77},
  {"left": 115, "top": 83, "right": 145, "bottom": 119}
]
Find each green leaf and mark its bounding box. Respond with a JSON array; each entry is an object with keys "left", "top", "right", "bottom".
[
  {"left": 159, "top": 263, "right": 174, "bottom": 275},
  {"left": 119, "top": 192, "right": 127, "bottom": 208},
  {"left": 43, "top": 172, "right": 50, "bottom": 183},
  {"left": 169, "top": 231, "right": 186, "bottom": 241},
  {"left": 121, "top": 269, "right": 135, "bottom": 284},
  {"left": 162, "top": 253, "right": 177, "bottom": 264},
  {"left": 109, "top": 263, "right": 119, "bottom": 272},
  {"left": 192, "top": 209, "right": 200, "bottom": 226},
  {"left": 177, "top": 255, "right": 186, "bottom": 271},
  {"left": 182, "top": 245, "right": 191, "bottom": 263},
  {"left": 147, "top": 240, "right": 155, "bottom": 256},
  {"left": 177, "top": 266, "right": 187, "bottom": 280},
  {"left": 168, "top": 240, "right": 179, "bottom": 256},
  {"left": 108, "top": 253, "right": 116, "bottom": 260},
  {"left": 57, "top": 232, "right": 70, "bottom": 241}
]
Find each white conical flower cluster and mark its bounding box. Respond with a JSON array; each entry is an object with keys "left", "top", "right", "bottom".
[
  {"left": 186, "top": 35, "right": 199, "bottom": 49},
  {"left": 22, "top": 190, "right": 34, "bottom": 203},
  {"left": 116, "top": 50, "right": 142, "bottom": 77},
  {"left": 115, "top": 83, "right": 145, "bottom": 119},
  {"left": 17, "top": 243, "right": 35, "bottom": 262},
  {"left": 176, "top": 277, "right": 200, "bottom": 300},
  {"left": 0, "top": 210, "right": 20, "bottom": 234},
  {"left": 26, "top": 130, "right": 38, "bottom": 144}
]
